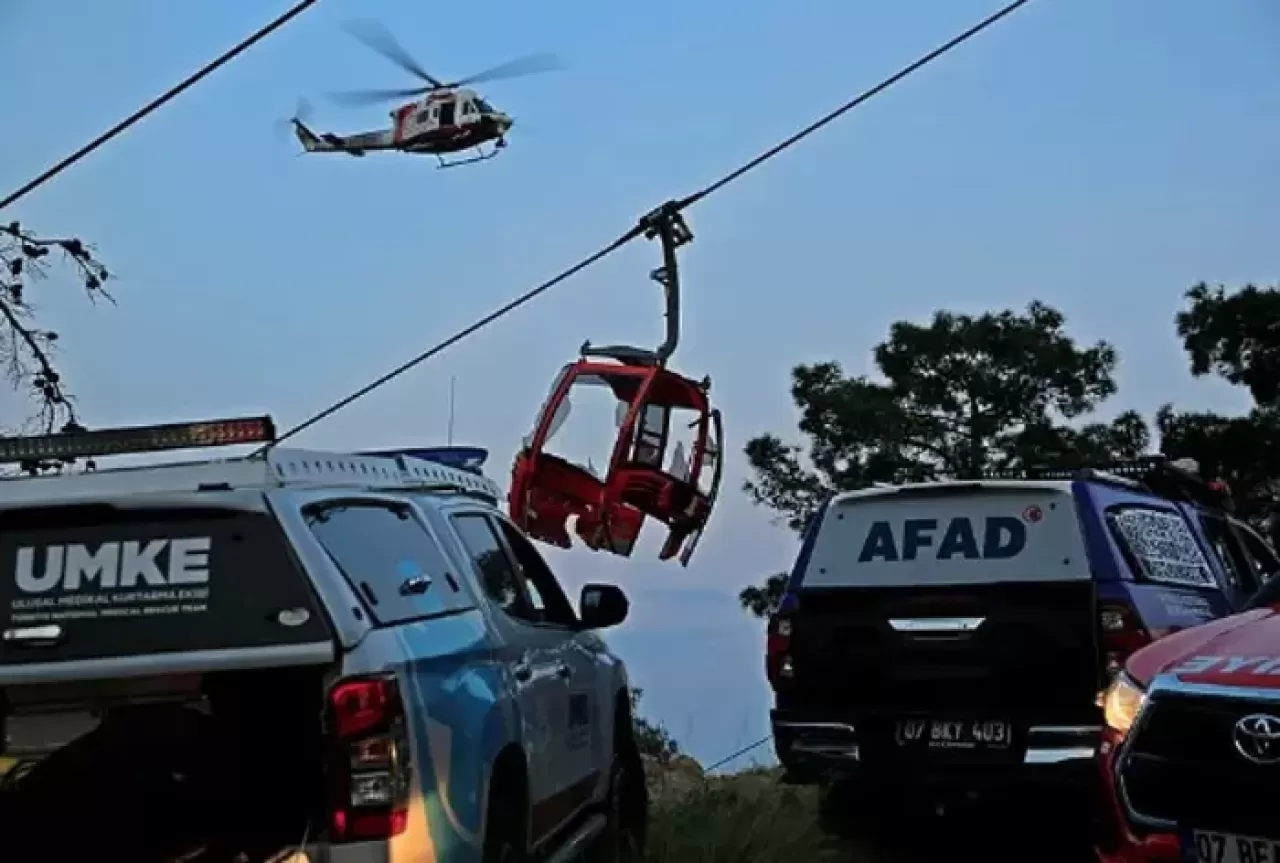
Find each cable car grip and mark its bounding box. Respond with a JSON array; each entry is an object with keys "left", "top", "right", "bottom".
[{"left": 581, "top": 201, "right": 693, "bottom": 368}]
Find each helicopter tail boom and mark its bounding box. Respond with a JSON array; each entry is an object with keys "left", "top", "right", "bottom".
[{"left": 294, "top": 120, "right": 396, "bottom": 158}]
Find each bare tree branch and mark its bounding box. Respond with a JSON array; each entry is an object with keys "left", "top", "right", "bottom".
[{"left": 0, "top": 220, "right": 113, "bottom": 435}]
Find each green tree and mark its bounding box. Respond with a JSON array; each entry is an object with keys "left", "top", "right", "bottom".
[
  {"left": 1160, "top": 282, "right": 1280, "bottom": 526},
  {"left": 739, "top": 302, "right": 1147, "bottom": 618},
  {"left": 1176, "top": 282, "right": 1280, "bottom": 406},
  {"left": 738, "top": 572, "right": 789, "bottom": 620},
  {"left": 0, "top": 222, "right": 112, "bottom": 433},
  {"left": 629, "top": 687, "right": 680, "bottom": 763}
]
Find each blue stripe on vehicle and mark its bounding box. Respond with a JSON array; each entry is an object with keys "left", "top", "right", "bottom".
[
  {"left": 787, "top": 495, "right": 831, "bottom": 593},
  {"left": 1071, "top": 480, "right": 1124, "bottom": 582},
  {"left": 395, "top": 611, "right": 514, "bottom": 862}
]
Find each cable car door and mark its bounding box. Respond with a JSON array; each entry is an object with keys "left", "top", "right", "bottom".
[{"left": 671, "top": 408, "right": 723, "bottom": 565}]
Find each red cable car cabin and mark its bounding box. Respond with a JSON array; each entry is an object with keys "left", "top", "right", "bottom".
[{"left": 510, "top": 358, "right": 723, "bottom": 566}]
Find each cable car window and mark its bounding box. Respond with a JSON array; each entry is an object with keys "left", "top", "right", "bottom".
[{"left": 451, "top": 513, "right": 538, "bottom": 623}]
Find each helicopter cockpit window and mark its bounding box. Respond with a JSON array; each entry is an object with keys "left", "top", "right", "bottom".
[{"left": 475, "top": 98, "right": 494, "bottom": 115}]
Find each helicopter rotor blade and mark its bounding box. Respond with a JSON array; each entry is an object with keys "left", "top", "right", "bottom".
[
  {"left": 327, "top": 86, "right": 431, "bottom": 108},
  {"left": 342, "top": 19, "right": 444, "bottom": 88},
  {"left": 449, "top": 53, "right": 563, "bottom": 89}
]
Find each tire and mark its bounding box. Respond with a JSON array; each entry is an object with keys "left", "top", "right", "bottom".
[
  {"left": 587, "top": 747, "right": 648, "bottom": 863},
  {"left": 482, "top": 775, "right": 529, "bottom": 863}
]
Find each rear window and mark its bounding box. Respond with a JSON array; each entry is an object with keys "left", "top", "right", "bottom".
[
  {"left": 0, "top": 504, "right": 333, "bottom": 667},
  {"left": 306, "top": 500, "right": 475, "bottom": 625},
  {"left": 1107, "top": 506, "right": 1215, "bottom": 588}
]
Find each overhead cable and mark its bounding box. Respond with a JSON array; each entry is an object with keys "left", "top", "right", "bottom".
[
  {"left": 264, "top": 234, "right": 639, "bottom": 449},
  {"left": 675, "top": 0, "right": 1032, "bottom": 209},
  {"left": 703, "top": 735, "right": 773, "bottom": 774},
  {"left": 276, "top": 0, "right": 1039, "bottom": 443},
  {"left": 0, "top": 0, "right": 319, "bottom": 212}
]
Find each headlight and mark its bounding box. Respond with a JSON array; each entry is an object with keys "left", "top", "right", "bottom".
[{"left": 1102, "top": 672, "right": 1147, "bottom": 736}]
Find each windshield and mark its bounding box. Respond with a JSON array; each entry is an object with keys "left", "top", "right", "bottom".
[{"left": 475, "top": 98, "right": 495, "bottom": 115}]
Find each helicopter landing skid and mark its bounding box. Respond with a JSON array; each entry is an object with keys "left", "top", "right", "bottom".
[{"left": 436, "top": 140, "right": 506, "bottom": 170}]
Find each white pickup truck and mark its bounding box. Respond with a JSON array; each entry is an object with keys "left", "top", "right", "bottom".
[{"left": 0, "top": 416, "right": 648, "bottom": 863}]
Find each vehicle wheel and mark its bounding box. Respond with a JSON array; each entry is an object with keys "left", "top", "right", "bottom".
[
  {"left": 588, "top": 747, "right": 647, "bottom": 863},
  {"left": 482, "top": 780, "right": 529, "bottom": 863}
]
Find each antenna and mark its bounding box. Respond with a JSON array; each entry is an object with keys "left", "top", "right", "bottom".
[{"left": 447, "top": 376, "right": 457, "bottom": 446}]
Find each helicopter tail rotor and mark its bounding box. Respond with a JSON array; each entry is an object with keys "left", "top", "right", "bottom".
[{"left": 274, "top": 98, "right": 315, "bottom": 147}]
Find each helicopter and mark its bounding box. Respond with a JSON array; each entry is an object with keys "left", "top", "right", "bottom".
[{"left": 291, "top": 21, "right": 560, "bottom": 168}]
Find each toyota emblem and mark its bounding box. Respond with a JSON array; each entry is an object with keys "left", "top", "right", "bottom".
[{"left": 1233, "top": 713, "right": 1280, "bottom": 766}]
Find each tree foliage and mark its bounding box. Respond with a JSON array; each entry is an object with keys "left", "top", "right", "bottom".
[
  {"left": 738, "top": 572, "right": 789, "bottom": 620},
  {"left": 629, "top": 686, "right": 680, "bottom": 763},
  {"left": 740, "top": 287, "right": 1280, "bottom": 619},
  {"left": 1163, "top": 281, "right": 1280, "bottom": 524},
  {"left": 1176, "top": 282, "right": 1280, "bottom": 406},
  {"left": 1154, "top": 405, "right": 1280, "bottom": 525},
  {"left": 0, "top": 221, "right": 112, "bottom": 433},
  {"left": 743, "top": 302, "right": 1142, "bottom": 535}
]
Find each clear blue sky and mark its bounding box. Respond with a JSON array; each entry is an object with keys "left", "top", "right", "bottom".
[{"left": 2, "top": 0, "right": 1277, "bottom": 769}]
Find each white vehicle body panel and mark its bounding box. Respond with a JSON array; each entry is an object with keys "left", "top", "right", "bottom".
[{"left": 804, "top": 480, "right": 1089, "bottom": 588}]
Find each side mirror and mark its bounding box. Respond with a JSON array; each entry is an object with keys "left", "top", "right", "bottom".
[{"left": 579, "top": 583, "right": 629, "bottom": 630}]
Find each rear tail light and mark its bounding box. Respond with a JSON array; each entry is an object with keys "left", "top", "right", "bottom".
[
  {"left": 766, "top": 613, "right": 795, "bottom": 687},
  {"left": 1098, "top": 601, "right": 1151, "bottom": 678},
  {"left": 327, "top": 676, "right": 411, "bottom": 843}
]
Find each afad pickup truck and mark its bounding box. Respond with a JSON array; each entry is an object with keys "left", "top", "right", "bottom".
[
  {"left": 1097, "top": 574, "right": 1280, "bottom": 863},
  {"left": 767, "top": 457, "right": 1280, "bottom": 835}
]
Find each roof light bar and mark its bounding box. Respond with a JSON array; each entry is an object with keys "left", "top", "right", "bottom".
[
  {"left": 0, "top": 415, "right": 276, "bottom": 464},
  {"left": 980, "top": 456, "right": 1172, "bottom": 482}
]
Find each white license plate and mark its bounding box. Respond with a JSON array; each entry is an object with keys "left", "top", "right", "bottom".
[
  {"left": 894, "top": 718, "right": 1011, "bottom": 749},
  {"left": 1187, "top": 830, "right": 1280, "bottom": 863}
]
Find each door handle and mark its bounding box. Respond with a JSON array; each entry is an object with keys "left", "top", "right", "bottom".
[
  {"left": 556, "top": 663, "right": 573, "bottom": 680},
  {"left": 399, "top": 575, "right": 432, "bottom": 596}
]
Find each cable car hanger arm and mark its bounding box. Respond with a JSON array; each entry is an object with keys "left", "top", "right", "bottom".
[{"left": 581, "top": 202, "right": 693, "bottom": 368}]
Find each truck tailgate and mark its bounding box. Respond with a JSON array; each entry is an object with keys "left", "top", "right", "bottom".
[{"left": 787, "top": 483, "right": 1097, "bottom": 719}]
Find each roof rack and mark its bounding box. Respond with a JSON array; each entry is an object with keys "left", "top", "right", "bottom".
[
  {"left": 976, "top": 455, "right": 1233, "bottom": 513},
  {"left": 0, "top": 415, "right": 503, "bottom": 506}
]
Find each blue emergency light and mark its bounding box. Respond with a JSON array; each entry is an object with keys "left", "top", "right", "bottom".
[{"left": 359, "top": 446, "right": 489, "bottom": 475}]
